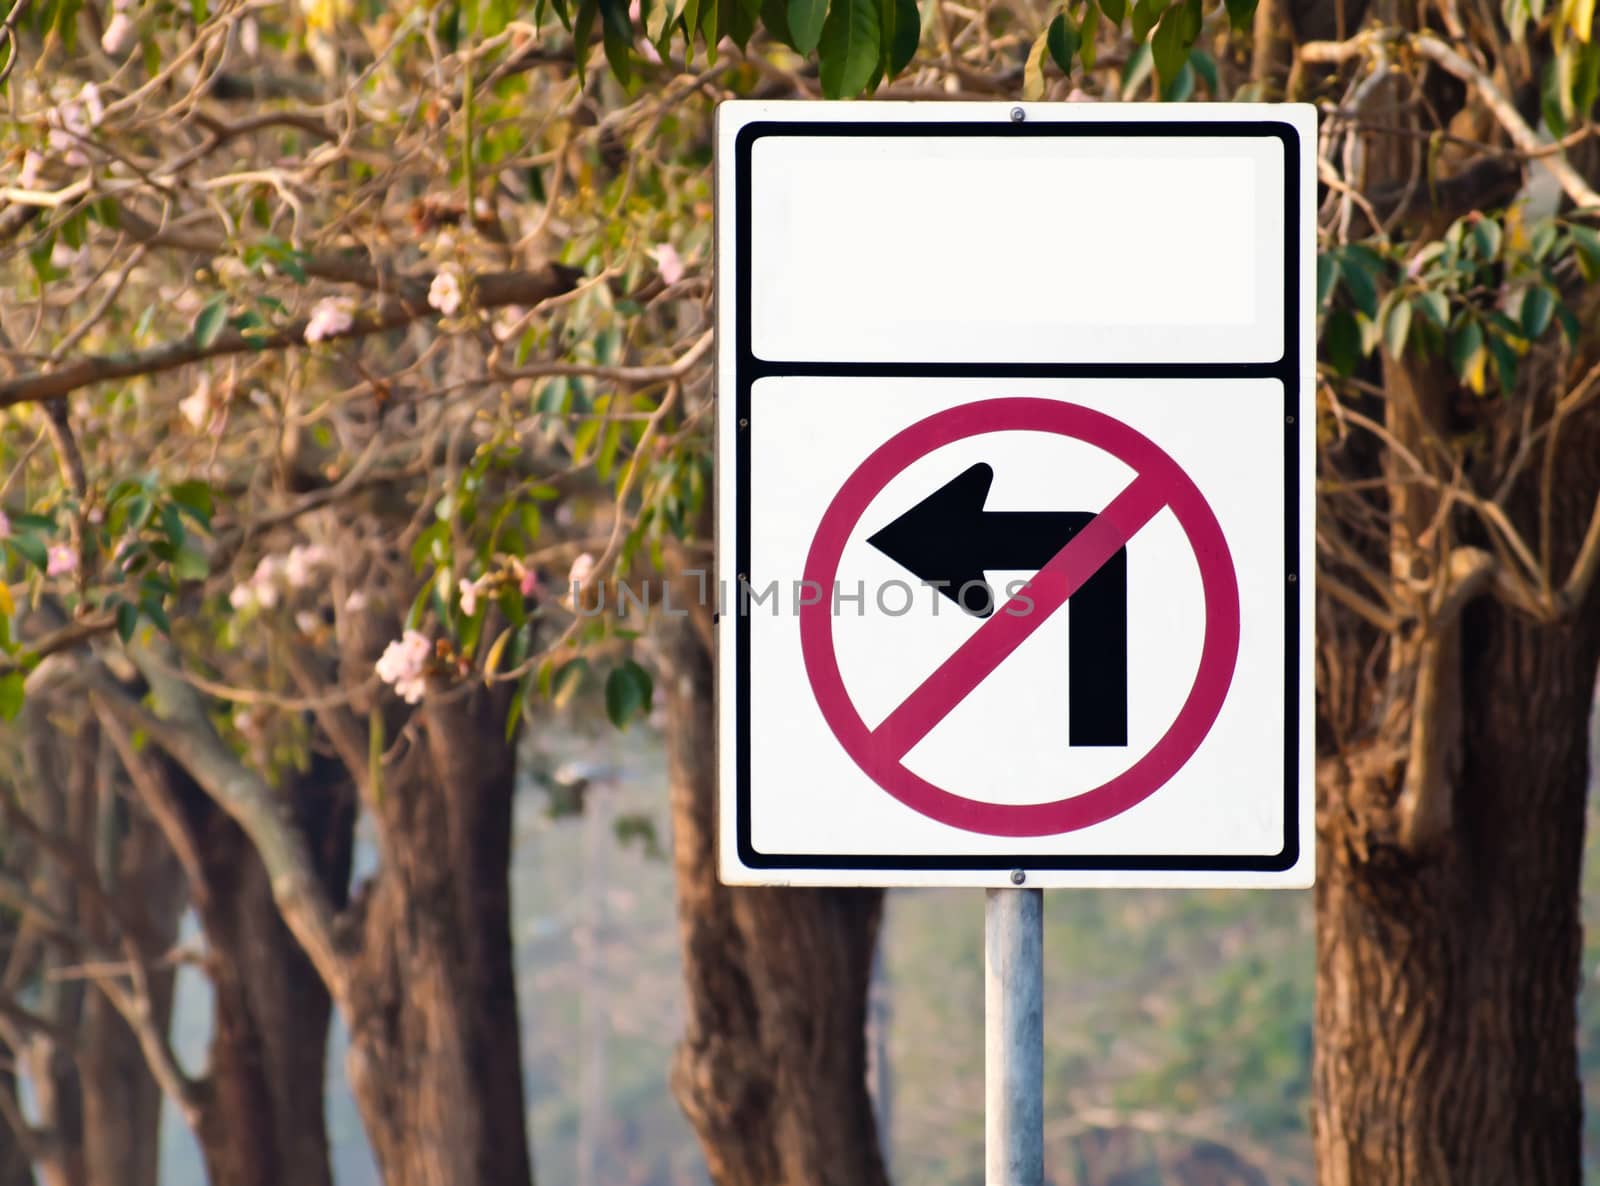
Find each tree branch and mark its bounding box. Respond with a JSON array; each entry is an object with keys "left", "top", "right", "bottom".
[
  {"left": 77, "top": 650, "right": 353, "bottom": 1005},
  {"left": 1301, "top": 31, "right": 1600, "bottom": 211},
  {"left": 0, "top": 263, "right": 582, "bottom": 409}
]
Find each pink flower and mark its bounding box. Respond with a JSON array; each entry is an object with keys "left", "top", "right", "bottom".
[
  {"left": 519, "top": 566, "right": 540, "bottom": 597},
  {"left": 45, "top": 101, "right": 91, "bottom": 168},
  {"left": 46, "top": 543, "right": 77, "bottom": 577},
  {"left": 428, "top": 267, "right": 464, "bottom": 316},
  {"left": 102, "top": 11, "right": 135, "bottom": 54},
  {"left": 80, "top": 84, "right": 104, "bottom": 127},
  {"left": 650, "top": 244, "right": 684, "bottom": 287},
  {"left": 0, "top": 511, "right": 9, "bottom": 539},
  {"left": 285, "top": 543, "right": 330, "bottom": 588},
  {"left": 458, "top": 576, "right": 480, "bottom": 617},
  {"left": 376, "top": 630, "right": 432, "bottom": 704},
  {"left": 565, "top": 552, "right": 596, "bottom": 605},
  {"left": 304, "top": 297, "right": 355, "bottom": 343},
  {"left": 344, "top": 589, "right": 369, "bottom": 613}
]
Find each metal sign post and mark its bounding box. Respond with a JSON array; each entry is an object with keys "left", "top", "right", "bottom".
[
  {"left": 714, "top": 96, "right": 1317, "bottom": 1186},
  {"left": 985, "top": 885, "right": 1043, "bottom": 1186}
]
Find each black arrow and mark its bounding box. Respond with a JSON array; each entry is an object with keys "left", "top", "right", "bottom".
[{"left": 866, "top": 462, "right": 1127, "bottom": 747}]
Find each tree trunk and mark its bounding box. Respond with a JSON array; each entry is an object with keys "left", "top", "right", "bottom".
[
  {"left": 343, "top": 687, "right": 534, "bottom": 1186},
  {"left": 660, "top": 618, "right": 889, "bottom": 1186},
  {"left": 0, "top": 1073, "right": 33, "bottom": 1186},
  {"left": 12, "top": 710, "right": 184, "bottom": 1186},
  {"left": 1313, "top": 379, "right": 1600, "bottom": 1184},
  {"left": 1315, "top": 609, "right": 1599, "bottom": 1184},
  {"left": 78, "top": 792, "right": 185, "bottom": 1186},
  {"left": 185, "top": 756, "right": 354, "bottom": 1186}
]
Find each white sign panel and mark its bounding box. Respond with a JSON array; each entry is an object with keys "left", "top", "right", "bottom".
[{"left": 715, "top": 101, "right": 1316, "bottom": 889}]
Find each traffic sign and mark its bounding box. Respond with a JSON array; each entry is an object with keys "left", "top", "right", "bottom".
[{"left": 715, "top": 102, "right": 1315, "bottom": 888}]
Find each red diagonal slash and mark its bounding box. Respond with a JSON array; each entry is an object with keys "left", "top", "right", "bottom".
[{"left": 870, "top": 471, "right": 1170, "bottom": 761}]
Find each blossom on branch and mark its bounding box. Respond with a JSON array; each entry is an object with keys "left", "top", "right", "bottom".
[
  {"left": 651, "top": 244, "right": 684, "bottom": 287},
  {"left": 46, "top": 544, "right": 78, "bottom": 577},
  {"left": 304, "top": 297, "right": 356, "bottom": 343},
  {"left": 428, "top": 267, "right": 465, "bottom": 317},
  {"left": 376, "top": 630, "right": 432, "bottom": 704}
]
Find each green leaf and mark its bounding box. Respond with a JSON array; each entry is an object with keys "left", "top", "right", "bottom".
[
  {"left": 1519, "top": 285, "right": 1556, "bottom": 338},
  {"left": 1023, "top": 24, "right": 1051, "bottom": 98},
  {"left": 1530, "top": 220, "right": 1560, "bottom": 260},
  {"left": 1047, "top": 11, "right": 1080, "bottom": 73},
  {"left": 1505, "top": 0, "right": 1530, "bottom": 41},
  {"left": 1150, "top": 3, "right": 1187, "bottom": 83},
  {"left": 1487, "top": 333, "right": 1518, "bottom": 392},
  {"left": 1556, "top": 299, "right": 1582, "bottom": 344},
  {"left": 883, "top": 0, "right": 919, "bottom": 75},
  {"left": 1178, "top": 0, "right": 1200, "bottom": 37},
  {"left": 1449, "top": 319, "right": 1485, "bottom": 383},
  {"left": 1188, "top": 47, "right": 1219, "bottom": 92},
  {"left": 1120, "top": 41, "right": 1153, "bottom": 96},
  {"left": 790, "top": 0, "right": 827, "bottom": 52},
  {"left": 1337, "top": 251, "right": 1379, "bottom": 318},
  {"left": 550, "top": 657, "right": 589, "bottom": 707},
  {"left": 1568, "top": 223, "right": 1600, "bottom": 280},
  {"left": 1079, "top": 2, "right": 1099, "bottom": 64},
  {"left": 1575, "top": 41, "right": 1600, "bottom": 123},
  {"left": 1413, "top": 290, "right": 1449, "bottom": 329},
  {"left": 1470, "top": 217, "right": 1502, "bottom": 260},
  {"left": 599, "top": 0, "right": 634, "bottom": 80},
  {"left": 0, "top": 672, "right": 23, "bottom": 722},
  {"left": 1316, "top": 255, "right": 1338, "bottom": 306},
  {"left": 1324, "top": 308, "right": 1361, "bottom": 376},
  {"left": 572, "top": 0, "right": 598, "bottom": 80},
  {"left": 139, "top": 597, "right": 172, "bottom": 637},
  {"left": 6, "top": 536, "right": 47, "bottom": 572},
  {"left": 716, "top": 0, "right": 760, "bottom": 49},
  {"left": 604, "top": 659, "right": 653, "bottom": 728},
  {"left": 1383, "top": 293, "right": 1413, "bottom": 358},
  {"left": 169, "top": 480, "right": 214, "bottom": 525},
  {"left": 505, "top": 673, "right": 530, "bottom": 742},
  {"left": 1160, "top": 59, "right": 1194, "bottom": 100},
  {"left": 173, "top": 547, "right": 209, "bottom": 582},
  {"left": 193, "top": 297, "right": 228, "bottom": 349},
  {"left": 1099, "top": 0, "right": 1126, "bottom": 20},
  {"left": 116, "top": 601, "right": 139, "bottom": 642},
  {"left": 818, "top": 0, "right": 882, "bottom": 97},
  {"left": 1224, "top": 0, "right": 1255, "bottom": 30},
  {"left": 1130, "top": 0, "right": 1163, "bottom": 41}
]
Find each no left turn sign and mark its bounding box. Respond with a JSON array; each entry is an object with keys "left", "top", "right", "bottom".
[
  {"left": 800, "top": 397, "right": 1241, "bottom": 839},
  {"left": 715, "top": 102, "right": 1316, "bottom": 888}
]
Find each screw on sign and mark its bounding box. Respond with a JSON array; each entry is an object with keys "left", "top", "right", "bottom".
[{"left": 799, "top": 397, "right": 1241, "bottom": 838}]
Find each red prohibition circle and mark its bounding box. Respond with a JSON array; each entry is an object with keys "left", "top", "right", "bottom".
[{"left": 798, "top": 397, "right": 1241, "bottom": 838}]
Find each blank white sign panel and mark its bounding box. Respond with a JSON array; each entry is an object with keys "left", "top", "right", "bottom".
[{"left": 749, "top": 135, "right": 1285, "bottom": 365}]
